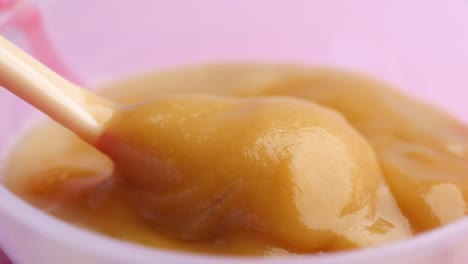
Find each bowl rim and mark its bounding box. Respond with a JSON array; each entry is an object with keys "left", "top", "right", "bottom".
[{"left": 0, "top": 185, "right": 467, "bottom": 263}]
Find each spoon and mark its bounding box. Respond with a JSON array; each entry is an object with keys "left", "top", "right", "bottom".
[
  {"left": 0, "top": 36, "right": 115, "bottom": 144},
  {"left": 0, "top": 35, "right": 231, "bottom": 192},
  {"left": 0, "top": 36, "right": 158, "bottom": 188}
]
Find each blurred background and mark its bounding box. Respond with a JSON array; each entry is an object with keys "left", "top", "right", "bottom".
[
  {"left": 2, "top": 0, "right": 468, "bottom": 180},
  {"left": 1, "top": 0, "right": 468, "bottom": 119}
]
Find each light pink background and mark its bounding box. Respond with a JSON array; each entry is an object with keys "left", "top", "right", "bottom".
[{"left": 38, "top": 0, "right": 468, "bottom": 121}]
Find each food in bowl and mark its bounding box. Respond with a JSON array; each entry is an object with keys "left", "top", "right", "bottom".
[{"left": 3, "top": 64, "right": 467, "bottom": 255}]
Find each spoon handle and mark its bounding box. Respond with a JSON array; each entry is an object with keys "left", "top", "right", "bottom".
[{"left": 0, "top": 36, "right": 114, "bottom": 143}]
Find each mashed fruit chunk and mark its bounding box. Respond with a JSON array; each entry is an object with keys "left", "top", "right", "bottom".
[{"left": 98, "top": 94, "right": 411, "bottom": 251}]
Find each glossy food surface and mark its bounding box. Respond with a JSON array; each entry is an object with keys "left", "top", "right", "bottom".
[{"left": 4, "top": 64, "right": 468, "bottom": 255}]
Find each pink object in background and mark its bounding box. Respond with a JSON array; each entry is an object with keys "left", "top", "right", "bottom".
[
  {"left": 0, "top": 0, "right": 468, "bottom": 264},
  {"left": 0, "top": 249, "right": 11, "bottom": 264},
  {"left": 0, "top": 0, "right": 14, "bottom": 10}
]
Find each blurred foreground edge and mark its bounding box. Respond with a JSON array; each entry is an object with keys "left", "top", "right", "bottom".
[{"left": 0, "top": 248, "right": 11, "bottom": 264}]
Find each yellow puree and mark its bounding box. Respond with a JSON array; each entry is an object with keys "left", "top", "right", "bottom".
[{"left": 4, "top": 64, "right": 468, "bottom": 255}]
